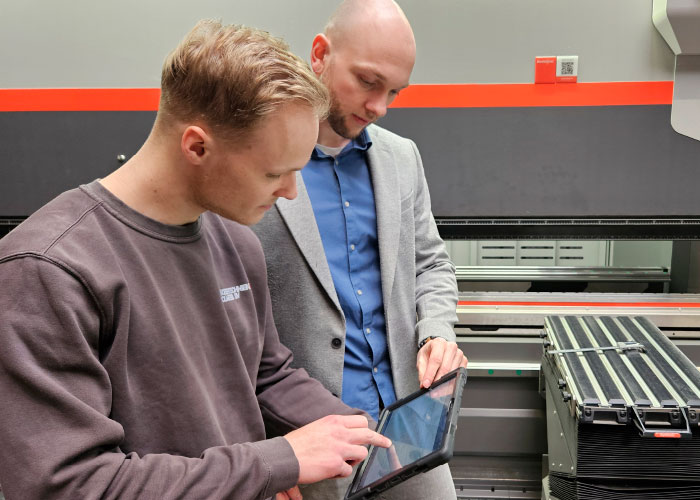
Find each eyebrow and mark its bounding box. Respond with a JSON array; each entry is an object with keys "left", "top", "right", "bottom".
[
  {"left": 358, "top": 66, "right": 410, "bottom": 91},
  {"left": 387, "top": 78, "right": 410, "bottom": 93},
  {"left": 370, "top": 70, "right": 387, "bottom": 83}
]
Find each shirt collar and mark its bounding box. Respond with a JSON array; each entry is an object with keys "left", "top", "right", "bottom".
[{"left": 312, "top": 128, "right": 373, "bottom": 160}]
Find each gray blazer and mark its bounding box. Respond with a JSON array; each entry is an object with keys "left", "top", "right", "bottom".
[{"left": 253, "top": 124, "right": 458, "bottom": 400}]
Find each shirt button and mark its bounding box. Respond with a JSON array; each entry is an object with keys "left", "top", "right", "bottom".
[
  {"left": 366, "top": 328, "right": 371, "bottom": 334},
  {"left": 357, "top": 289, "right": 363, "bottom": 295},
  {"left": 350, "top": 244, "right": 355, "bottom": 251},
  {"left": 331, "top": 338, "right": 342, "bottom": 349},
  {"left": 344, "top": 201, "right": 350, "bottom": 207},
  {"left": 373, "top": 367, "right": 378, "bottom": 373}
]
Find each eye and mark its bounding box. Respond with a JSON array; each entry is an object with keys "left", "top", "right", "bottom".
[
  {"left": 358, "top": 75, "right": 374, "bottom": 88},
  {"left": 266, "top": 173, "right": 281, "bottom": 179}
]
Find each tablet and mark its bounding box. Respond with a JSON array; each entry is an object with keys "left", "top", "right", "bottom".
[{"left": 344, "top": 367, "right": 467, "bottom": 500}]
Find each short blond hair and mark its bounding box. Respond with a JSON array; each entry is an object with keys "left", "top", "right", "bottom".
[{"left": 159, "top": 19, "right": 328, "bottom": 138}]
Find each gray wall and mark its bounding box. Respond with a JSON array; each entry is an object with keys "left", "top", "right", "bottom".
[{"left": 0, "top": 0, "right": 674, "bottom": 88}]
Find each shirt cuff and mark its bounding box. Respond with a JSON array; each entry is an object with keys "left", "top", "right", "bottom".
[{"left": 251, "top": 436, "right": 300, "bottom": 497}]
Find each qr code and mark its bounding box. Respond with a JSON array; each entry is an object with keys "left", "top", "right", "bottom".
[{"left": 561, "top": 61, "right": 574, "bottom": 75}]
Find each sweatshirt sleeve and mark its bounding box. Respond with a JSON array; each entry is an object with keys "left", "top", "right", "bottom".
[{"left": 0, "top": 256, "right": 297, "bottom": 500}]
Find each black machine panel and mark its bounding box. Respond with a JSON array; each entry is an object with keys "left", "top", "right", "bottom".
[{"left": 3, "top": 106, "right": 700, "bottom": 239}]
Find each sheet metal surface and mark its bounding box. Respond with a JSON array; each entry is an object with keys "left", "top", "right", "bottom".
[{"left": 457, "top": 292, "right": 700, "bottom": 330}]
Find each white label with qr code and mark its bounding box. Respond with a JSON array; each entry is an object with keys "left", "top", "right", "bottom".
[{"left": 556, "top": 56, "right": 578, "bottom": 79}]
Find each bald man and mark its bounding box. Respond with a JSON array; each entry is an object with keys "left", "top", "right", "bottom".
[{"left": 254, "top": 2, "right": 465, "bottom": 498}]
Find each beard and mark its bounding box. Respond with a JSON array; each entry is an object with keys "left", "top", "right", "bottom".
[
  {"left": 326, "top": 100, "right": 356, "bottom": 140},
  {"left": 326, "top": 96, "right": 373, "bottom": 140}
]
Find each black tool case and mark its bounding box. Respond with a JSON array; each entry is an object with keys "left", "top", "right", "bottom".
[{"left": 541, "top": 315, "right": 700, "bottom": 500}]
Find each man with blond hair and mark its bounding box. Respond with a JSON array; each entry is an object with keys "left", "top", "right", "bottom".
[
  {"left": 254, "top": 0, "right": 465, "bottom": 498},
  {"left": 0, "top": 19, "right": 389, "bottom": 500}
]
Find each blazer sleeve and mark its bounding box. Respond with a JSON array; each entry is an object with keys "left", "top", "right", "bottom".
[{"left": 409, "top": 139, "right": 459, "bottom": 344}]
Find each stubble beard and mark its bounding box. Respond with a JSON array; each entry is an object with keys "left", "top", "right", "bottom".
[{"left": 327, "top": 98, "right": 368, "bottom": 140}]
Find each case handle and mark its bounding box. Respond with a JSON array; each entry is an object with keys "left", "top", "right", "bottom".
[{"left": 632, "top": 406, "right": 692, "bottom": 439}]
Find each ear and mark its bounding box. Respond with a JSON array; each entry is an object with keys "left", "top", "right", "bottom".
[
  {"left": 310, "top": 33, "right": 330, "bottom": 75},
  {"left": 181, "top": 126, "right": 210, "bottom": 165}
]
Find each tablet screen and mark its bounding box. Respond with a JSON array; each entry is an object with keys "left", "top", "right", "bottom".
[{"left": 355, "top": 375, "right": 457, "bottom": 490}]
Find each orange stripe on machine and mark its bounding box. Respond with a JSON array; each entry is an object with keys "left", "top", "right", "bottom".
[{"left": 0, "top": 82, "right": 673, "bottom": 112}]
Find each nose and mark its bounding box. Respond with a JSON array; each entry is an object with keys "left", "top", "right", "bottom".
[
  {"left": 365, "top": 94, "right": 388, "bottom": 120},
  {"left": 275, "top": 171, "right": 298, "bottom": 200}
]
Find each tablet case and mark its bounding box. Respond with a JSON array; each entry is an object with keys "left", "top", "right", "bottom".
[{"left": 344, "top": 367, "right": 467, "bottom": 500}]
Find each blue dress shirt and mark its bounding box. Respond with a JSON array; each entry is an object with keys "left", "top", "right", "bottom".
[{"left": 302, "top": 129, "right": 397, "bottom": 420}]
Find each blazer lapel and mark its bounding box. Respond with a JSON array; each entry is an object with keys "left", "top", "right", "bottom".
[
  {"left": 276, "top": 171, "right": 342, "bottom": 312},
  {"left": 367, "top": 130, "right": 401, "bottom": 310}
]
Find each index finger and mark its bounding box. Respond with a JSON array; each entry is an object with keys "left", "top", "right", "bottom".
[
  {"left": 346, "top": 427, "right": 393, "bottom": 449},
  {"left": 368, "top": 430, "right": 392, "bottom": 449},
  {"left": 422, "top": 340, "right": 445, "bottom": 388}
]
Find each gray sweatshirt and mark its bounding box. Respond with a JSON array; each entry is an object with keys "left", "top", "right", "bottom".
[{"left": 0, "top": 181, "right": 358, "bottom": 500}]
